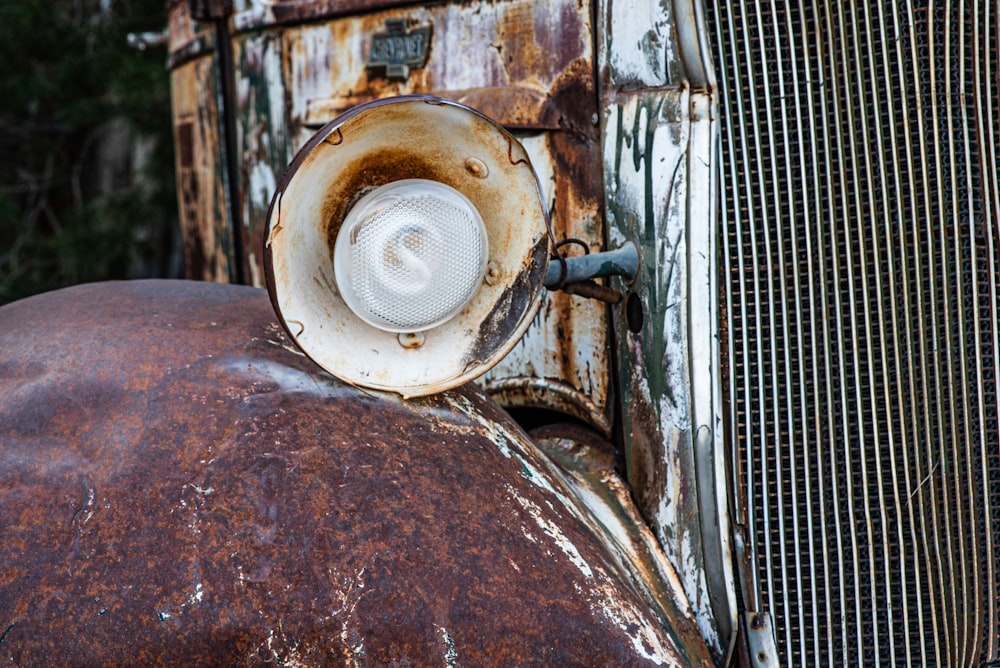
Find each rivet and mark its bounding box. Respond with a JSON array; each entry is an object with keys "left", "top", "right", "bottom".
[
  {"left": 484, "top": 260, "right": 502, "bottom": 285},
  {"left": 398, "top": 331, "right": 425, "bottom": 349},
  {"left": 465, "top": 157, "right": 489, "bottom": 178}
]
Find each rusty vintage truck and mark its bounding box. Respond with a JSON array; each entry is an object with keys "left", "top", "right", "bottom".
[{"left": 2, "top": 0, "right": 998, "bottom": 666}]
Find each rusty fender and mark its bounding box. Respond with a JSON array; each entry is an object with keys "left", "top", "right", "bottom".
[{"left": 0, "top": 280, "right": 713, "bottom": 666}]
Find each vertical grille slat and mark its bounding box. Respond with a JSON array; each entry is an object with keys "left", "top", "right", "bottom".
[
  {"left": 978, "top": 4, "right": 1000, "bottom": 659},
  {"left": 711, "top": 0, "right": 1000, "bottom": 664}
]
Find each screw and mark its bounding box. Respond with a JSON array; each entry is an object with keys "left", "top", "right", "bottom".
[
  {"left": 398, "top": 331, "right": 425, "bottom": 349},
  {"left": 484, "top": 261, "right": 502, "bottom": 285},
  {"left": 465, "top": 157, "right": 489, "bottom": 178}
]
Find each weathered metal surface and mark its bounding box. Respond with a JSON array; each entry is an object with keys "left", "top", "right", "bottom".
[
  {"left": 233, "top": 29, "right": 288, "bottom": 288},
  {"left": 264, "top": 96, "right": 549, "bottom": 397},
  {"left": 171, "top": 57, "right": 234, "bottom": 283},
  {"left": 278, "top": 1, "right": 593, "bottom": 138},
  {"left": 486, "top": 128, "right": 609, "bottom": 425},
  {"left": 486, "top": 377, "right": 613, "bottom": 439},
  {"left": 231, "top": 0, "right": 425, "bottom": 30},
  {"left": 167, "top": 0, "right": 198, "bottom": 52},
  {"left": 216, "top": 0, "right": 611, "bottom": 428},
  {"left": 189, "top": 0, "right": 232, "bottom": 21},
  {"left": 169, "top": 1, "right": 234, "bottom": 283},
  {"left": 0, "top": 280, "right": 710, "bottom": 666},
  {"left": 598, "top": 0, "right": 735, "bottom": 656},
  {"left": 530, "top": 423, "right": 708, "bottom": 638}
]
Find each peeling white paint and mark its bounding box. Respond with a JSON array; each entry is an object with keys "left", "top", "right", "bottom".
[
  {"left": 188, "top": 582, "right": 204, "bottom": 605},
  {"left": 256, "top": 624, "right": 309, "bottom": 668},
  {"left": 484, "top": 131, "right": 610, "bottom": 410},
  {"left": 509, "top": 484, "right": 593, "bottom": 579},
  {"left": 602, "top": 82, "right": 723, "bottom": 653},
  {"left": 437, "top": 625, "right": 459, "bottom": 668},
  {"left": 249, "top": 161, "right": 277, "bottom": 215},
  {"left": 603, "top": 0, "right": 680, "bottom": 86},
  {"left": 590, "top": 576, "right": 676, "bottom": 665},
  {"left": 441, "top": 394, "right": 562, "bottom": 498},
  {"left": 313, "top": 563, "right": 370, "bottom": 665},
  {"left": 680, "top": 530, "right": 719, "bottom": 651},
  {"left": 560, "top": 469, "right": 693, "bottom": 616}
]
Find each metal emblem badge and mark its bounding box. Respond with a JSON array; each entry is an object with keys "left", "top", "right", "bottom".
[{"left": 367, "top": 19, "right": 432, "bottom": 80}]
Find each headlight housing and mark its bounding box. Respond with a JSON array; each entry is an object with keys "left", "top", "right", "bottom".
[{"left": 264, "top": 96, "right": 549, "bottom": 397}]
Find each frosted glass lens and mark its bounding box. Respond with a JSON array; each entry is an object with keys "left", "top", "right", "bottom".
[{"left": 334, "top": 180, "right": 488, "bottom": 332}]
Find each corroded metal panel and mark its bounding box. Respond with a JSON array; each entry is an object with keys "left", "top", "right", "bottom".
[
  {"left": 598, "top": 0, "right": 734, "bottom": 656},
  {"left": 486, "top": 128, "right": 609, "bottom": 427},
  {"left": 171, "top": 57, "right": 235, "bottom": 283},
  {"left": 169, "top": 1, "right": 235, "bottom": 283},
  {"left": 231, "top": 0, "right": 425, "bottom": 30},
  {"left": 279, "top": 1, "right": 594, "bottom": 139},
  {"left": 233, "top": 32, "right": 290, "bottom": 288},
  {"left": 0, "top": 280, "right": 711, "bottom": 666}
]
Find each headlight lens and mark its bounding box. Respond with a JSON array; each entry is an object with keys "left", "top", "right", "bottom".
[{"left": 334, "top": 179, "right": 489, "bottom": 333}]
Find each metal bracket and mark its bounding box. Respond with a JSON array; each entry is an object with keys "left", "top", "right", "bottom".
[
  {"left": 742, "top": 611, "right": 779, "bottom": 668},
  {"left": 126, "top": 30, "right": 168, "bottom": 51},
  {"left": 544, "top": 242, "right": 639, "bottom": 303}
]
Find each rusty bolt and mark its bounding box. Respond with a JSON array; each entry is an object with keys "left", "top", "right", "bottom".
[
  {"left": 398, "top": 331, "right": 425, "bottom": 348},
  {"left": 484, "top": 260, "right": 502, "bottom": 285},
  {"left": 464, "top": 157, "right": 489, "bottom": 178}
]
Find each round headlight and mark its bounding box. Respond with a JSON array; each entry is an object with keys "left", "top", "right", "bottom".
[{"left": 263, "top": 96, "right": 549, "bottom": 397}]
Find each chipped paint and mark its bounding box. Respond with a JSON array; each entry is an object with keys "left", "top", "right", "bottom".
[
  {"left": 1, "top": 280, "right": 711, "bottom": 665},
  {"left": 234, "top": 30, "right": 291, "bottom": 290},
  {"left": 170, "top": 0, "right": 611, "bottom": 428},
  {"left": 441, "top": 392, "right": 559, "bottom": 497},
  {"left": 598, "top": 0, "right": 734, "bottom": 657},
  {"left": 590, "top": 579, "right": 679, "bottom": 665},
  {"left": 170, "top": 46, "right": 234, "bottom": 282},
  {"left": 483, "top": 130, "right": 609, "bottom": 426},
  {"left": 437, "top": 626, "right": 458, "bottom": 667},
  {"left": 509, "top": 484, "right": 594, "bottom": 579}
]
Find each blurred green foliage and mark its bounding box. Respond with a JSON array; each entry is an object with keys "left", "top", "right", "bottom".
[{"left": 0, "top": 0, "right": 179, "bottom": 304}]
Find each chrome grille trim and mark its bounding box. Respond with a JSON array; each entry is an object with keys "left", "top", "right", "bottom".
[{"left": 710, "top": 0, "right": 1000, "bottom": 664}]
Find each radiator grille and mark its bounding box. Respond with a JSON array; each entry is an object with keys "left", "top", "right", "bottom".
[{"left": 710, "top": 1, "right": 1000, "bottom": 665}]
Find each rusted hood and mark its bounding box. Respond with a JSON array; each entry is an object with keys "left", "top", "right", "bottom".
[{"left": 0, "top": 280, "right": 712, "bottom": 666}]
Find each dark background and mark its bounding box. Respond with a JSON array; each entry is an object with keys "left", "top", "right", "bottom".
[{"left": 0, "top": 0, "right": 181, "bottom": 305}]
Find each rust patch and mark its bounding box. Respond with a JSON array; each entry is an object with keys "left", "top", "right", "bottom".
[
  {"left": 546, "top": 58, "right": 600, "bottom": 143},
  {"left": 318, "top": 149, "right": 443, "bottom": 258},
  {"left": 269, "top": 0, "right": 408, "bottom": 26},
  {"left": 470, "top": 235, "right": 548, "bottom": 364},
  {"left": 0, "top": 280, "right": 705, "bottom": 665},
  {"left": 171, "top": 58, "right": 232, "bottom": 283}
]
